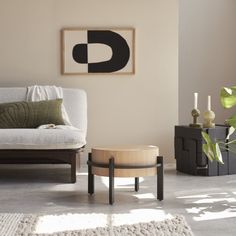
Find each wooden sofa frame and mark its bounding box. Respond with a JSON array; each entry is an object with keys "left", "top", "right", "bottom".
[{"left": 0, "top": 148, "right": 84, "bottom": 183}]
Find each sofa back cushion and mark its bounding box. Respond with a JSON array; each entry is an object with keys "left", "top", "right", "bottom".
[{"left": 0, "top": 99, "right": 65, "bottom": 128}]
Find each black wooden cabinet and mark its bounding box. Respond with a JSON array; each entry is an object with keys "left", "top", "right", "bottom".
[{"left": 174, "top": 125, "right": 236, "bottom": 176}]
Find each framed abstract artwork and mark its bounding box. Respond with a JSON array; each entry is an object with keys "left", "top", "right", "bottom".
[{"left": 61, "top": 28, "right": 135, "bottom": 75}]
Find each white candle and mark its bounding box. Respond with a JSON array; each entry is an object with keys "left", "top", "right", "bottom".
[
  {"left": 194, "top": 93, "right": 198, "bottom": 109},
  {"left": 208, "top": 95, "right": 211, "bottom": 111}
]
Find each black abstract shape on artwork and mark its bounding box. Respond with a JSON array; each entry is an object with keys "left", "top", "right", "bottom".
[
  {"left": 72, "top": 30, "right": 130, "bottom": 73},
  {"left": 72, "top": 44, "right": 87, "bottom": 63}
]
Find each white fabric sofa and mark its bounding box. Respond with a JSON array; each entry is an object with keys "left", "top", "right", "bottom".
[{"left": 0, "top": 87, "right": 87, "bottom": 183}]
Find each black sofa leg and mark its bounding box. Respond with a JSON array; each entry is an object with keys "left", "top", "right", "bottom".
[
  {"left": 157, "top": 156, "right": 164, "bottom": 201},
  {"left": 135, "top": 177, "right": 139, "bottom": 192},
  {"left": 88, "top": 153, "right": 94, "bottom": 194},
  {"left": 71, "top": 154, "right": 77, "bottom": 183}
]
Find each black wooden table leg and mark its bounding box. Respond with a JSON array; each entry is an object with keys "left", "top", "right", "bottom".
[
  {"left": 157, "top": 156, "right": 164, "bottom": 201},
  {"left": 135, "top": 177, "right": 139, "bottom": 192},
  {"left": 70, "top": 153, "right": 77, "bottom": 183},
  {"left": 88, "top": 153, "right": 94, "bottom": 195},
  {"left": 109, "top": 157, "right": 115, "bottom": 205}
]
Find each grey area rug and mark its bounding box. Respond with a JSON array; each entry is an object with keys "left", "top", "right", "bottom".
[{"left": 0, "top": 213, "right": 194, "bottom": 236}]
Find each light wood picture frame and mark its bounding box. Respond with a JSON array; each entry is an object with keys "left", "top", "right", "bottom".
[{"left": 61, "top": 28, "right": 135, "bottom": 75}]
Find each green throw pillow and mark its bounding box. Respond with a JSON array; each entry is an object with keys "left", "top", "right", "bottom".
[{"left": 0, "top": 99, "right": 65, "bottom": 128}]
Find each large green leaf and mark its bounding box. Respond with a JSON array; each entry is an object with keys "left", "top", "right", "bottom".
[
  {"left": 226, "top": 126, "right": 236, "bottom": 140},
  {"left": 226, "top": 115, "right": 236, "bottom": 129},
  {"left": 202, "top": 131, "right": 215, "bottom": 162},
  {"left": 203, "top": 143, "right": 214, "bottom": 162},
  {"left": 202, "top": 131, "right": 212, "bottom": 144},
  {"left": 220, "top": 86, "right": 236, "bottom": 108},
  {"left": 214, "top": 143, "right": 224, "bottom": 164},
  {"left": 201, "top": 131, "right": 224, "bottom": 164}
]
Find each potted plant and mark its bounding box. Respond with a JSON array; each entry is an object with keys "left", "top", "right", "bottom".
[{"left": 202, "top": 86, "right": 236, "bottom": 163}]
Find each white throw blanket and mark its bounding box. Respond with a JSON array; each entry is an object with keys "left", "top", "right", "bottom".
[{"left": 26, "top": 85, "right": 72, "bottom": 126}]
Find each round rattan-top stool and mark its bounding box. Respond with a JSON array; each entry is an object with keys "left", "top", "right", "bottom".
[{"left": 87, "top": 145, "right": 163, "bottom": 205}]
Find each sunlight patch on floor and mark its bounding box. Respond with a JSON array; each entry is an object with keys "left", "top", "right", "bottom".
[
  {"left": 193, "top": 197, "right": 236, "bottom": 204},
  {"left": 177, "top": 194, "right": 210, "bottom": 199},
  {"left": 101, "top": 177, "right": 144, "bottom": 188},
  {"left": 133, "top": 193, "right": 156, "bottom": 199},
  {"left": 179, "top": 192, "right": 236, "bottom": 222},
  {"left": 34, "top": 213, "right": 107, "bottom": 234},
  {"left": 33, "top": 209, "right": 170, "bottom": 234},
  {"left": 186, "top": 207, "right": 207, "bottom": 214},
  {"left": 193, "top": 208, "right": 236, "bottom": 221},
  {"left": 120, "top": 209, "right": 171, "bottom": 225},
  {"left": 177, "top": 193, "right": 228, "bottom": 199}
]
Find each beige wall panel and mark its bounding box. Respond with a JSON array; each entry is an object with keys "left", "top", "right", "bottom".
[
  {"left": 179, "top": 0, "right": 236, "bottom": 125},
  {"left": 0, "top": 0, "right": 178, "bottom": 163}
]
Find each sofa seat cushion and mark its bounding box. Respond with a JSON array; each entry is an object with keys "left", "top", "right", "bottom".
[{"left": 0, "top": 129, "right": 86, "bottom": 149}]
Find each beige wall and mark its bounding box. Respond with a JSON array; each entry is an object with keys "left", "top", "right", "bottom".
[
  {"left": 0, "top": 0, "right": 178, "bottom": 162},
  {"left": 179, "top": 0, "right": 236, "bottom": 125}
]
